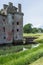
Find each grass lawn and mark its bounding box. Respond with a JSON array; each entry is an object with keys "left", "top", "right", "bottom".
[
  {"left": 30, "top": 57, "right": 43, "bottom": 65},
  {"left": 0, "top": 44, "right": 42, "bottom": 65},
  {"left": 23, "top": 33, "right": 43, "bottom": 37},
  {"left": 23, "top": 33, "right": 43, "bottom": 43}
]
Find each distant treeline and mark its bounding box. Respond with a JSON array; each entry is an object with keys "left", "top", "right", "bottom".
[{"left": 23, "top": 23, "right": 43, "bottom": 33}]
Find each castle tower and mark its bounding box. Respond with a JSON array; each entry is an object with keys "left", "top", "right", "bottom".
[{"left": 0, "top": 2, "right": 24, "bottom": 45}]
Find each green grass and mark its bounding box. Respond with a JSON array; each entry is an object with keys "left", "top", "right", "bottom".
[
  {"left": 23, "top": 33, "right": 43, "bottom": 37},
  {"left": 30, "top": 57, "right": 43, "bottom": 65},
  {"left": 34, "top": 35, "right": 43, "bottom": 43},
  {"left": 24, "top": 33, "right": 43, "bottom": 43},
  {"left": 23, "top": 33, "right": 43, "bottom": 65},
  {"left": 0, "top": 44, "right": 42, "bottom": 65}
]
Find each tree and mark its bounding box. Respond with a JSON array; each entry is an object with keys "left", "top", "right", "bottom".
[
  {"left": 23, "top": 23, "right": 32, "bottom": 33},
  {"left": 23, "top": 23, "right": 43, "bottom": 33},
  {"left": 38, "top": 28, "right": 43, "bottom": 33},
  {"left": 32, "top": 28, "right": 38, "bottom": 33}
]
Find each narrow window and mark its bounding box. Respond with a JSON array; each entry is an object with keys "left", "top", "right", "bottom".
[
  {"left": 12, "top": 22, "right": 14, "bottom": 25},
  {"left": 12, "top": 16, "right": 14, "bottom": 19},
  {"left": 3, "top": 18, "right": 5, "bottom": 21},
  {"left": 17, "top": 22, "right": 19, "bottom": 25},
  {"left": 3, "top": 27, "right": 5, "bottom": 32},
  {"left": 16, "top": 35, "right": 17, "bottom": 38},
  {"left": 17, "top": 29, "right": 19, "bottom": 32},
  {"left": 12, "top": 29, "right": 14, "bottom": 32},
  {"left": 4, "top": 36, "right": 6, "bottom": 39}
]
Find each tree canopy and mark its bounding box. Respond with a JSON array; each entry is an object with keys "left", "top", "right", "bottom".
[
  {"left": 23, "top": 23, "right": 43, "bottom": 33},
  {"left": 23, "top": 23, "right": 32, "bottom": 33}
]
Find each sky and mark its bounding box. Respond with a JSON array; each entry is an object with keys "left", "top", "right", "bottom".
[{"left": 0, "top": 0, "right": 43, "bottom": 28}]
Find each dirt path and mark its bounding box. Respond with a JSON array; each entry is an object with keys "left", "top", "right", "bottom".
[{"left": 30, "top": 57, "right": 43, "bottom": 65}]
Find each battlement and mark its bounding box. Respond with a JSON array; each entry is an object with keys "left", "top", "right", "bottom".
[{"left": 0, "top": 2, "right": 23, "bottom": 15}]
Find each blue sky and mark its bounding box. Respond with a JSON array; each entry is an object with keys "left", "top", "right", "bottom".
[{"left": 0, "top": 0, "right": 43, "bottom": 27}]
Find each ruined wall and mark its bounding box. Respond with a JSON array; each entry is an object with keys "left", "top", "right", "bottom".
[
  {"left": 14, "top": 13, "right": 23, "bottom": 41},
  {"left": 0, "top": 15, "right": 4, "bottom": 44},
  {"left": 0, "top": 14, "right": 13, "bottom": 44},
  {"left": 6, "top": 14, "right": 13, "bottom": 43},
  {"left": 0, "top": 15, "right": 7, "bottom": 44}
]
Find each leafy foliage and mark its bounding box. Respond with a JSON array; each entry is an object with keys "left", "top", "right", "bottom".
[
  {"left": 23, "top": 23, "right": 43, "bottom": 33},
  {"left": 23, "top": 23, "right": 32, "bottom": 33}
]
